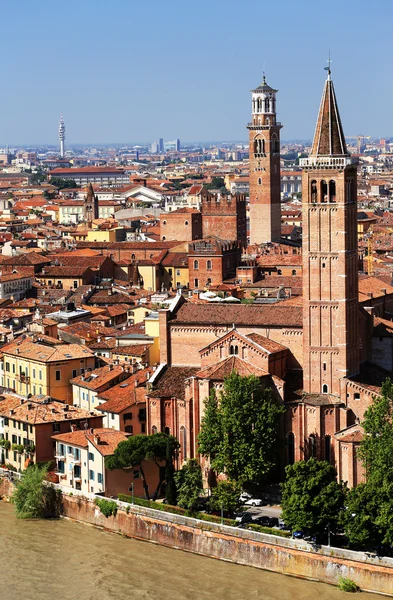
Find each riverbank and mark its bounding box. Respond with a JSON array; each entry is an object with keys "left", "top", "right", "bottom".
[{"left": 2, "top": 475, "right": 392, "bottom": 597}]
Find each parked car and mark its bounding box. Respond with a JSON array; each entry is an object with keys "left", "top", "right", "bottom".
[
  {"left": 267, "top": 517, "right": 279, "bottom": 528},
  {"left": 235, "top": 512, "right": 253, "bottom": 524},
  {"left": 254, "top": 516, "right": 270, "bottom": 526},
  {"left": 293, "top": 530, "right": 304, "bottom": 539},
  {"left": 239, "top": 492, "right": 252, "bottom": 503},
  {"left": 279, "top": 521, "right": 291, "bottom": 531},
  {"left": 243, "top": 497, "right": 265, "bottom": 507}
]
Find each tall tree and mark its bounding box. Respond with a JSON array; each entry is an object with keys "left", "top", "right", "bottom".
[
  {"left": 340, "top": 483, "right": 381, "bottom": 549},
  {"left": 208, "top": 480, "right": 242, "bottom": 517},
  {"left": 174, "top": 459, "right": 203, "bottom": 512},
  {"left": 281, "top": 459, "right": 346, "bottom": 538},
  {"left": 106, "top": 433, "right": 179, "bottom": 500},
  {"left": 198, "top": 372, "right": 284, "bottom": 485},
  {"left": 12, "top": 464, "right": 62, "bottom": 519}
]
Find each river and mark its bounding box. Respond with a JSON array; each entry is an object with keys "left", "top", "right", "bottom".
[{"left": 0, "top": 502, "right": 379, "bottom": 600}]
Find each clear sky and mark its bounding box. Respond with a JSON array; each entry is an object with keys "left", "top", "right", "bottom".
[{"left": 1, "top": 0, "right": 392, "bottom": 145}]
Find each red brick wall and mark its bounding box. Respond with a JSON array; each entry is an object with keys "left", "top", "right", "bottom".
[
  {"left": 161, "top": 212, "right": 202, "bottom": 242},
  {"left": 201, "top": 195, "right": 247, "bottom": 247}
]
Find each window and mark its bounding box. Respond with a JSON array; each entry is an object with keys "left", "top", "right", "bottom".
[
  {"left": 123, "top": 413, "right": 133, "bottom": 421},
  {"left": 321, "top": 180, "right": 328, "bottom": 202},
  {"left": 72, "top": 369, "right": 77, "bottom": 378},
  {"left": 5, "top": 362, "right": 9, "bottom": 372},
  {"left": 354, "top": 392, "right": 360, "bottom": 400},
  {"left": 141, "top": 423, "right": 146, "bottom": 433},
  {"left": 325, "top": 435, "right": 331, "bottom": 462},
  {"left": 138, "top": 408, "right": 146, "bottom": 421},
  {"left": 322, "top": 262, "right": 326, "bottom": 268},
  {"left": 322, "top": 384, "right": 328, "bottom": 393},
  {"left": 181, "top": 426, "right": 187, "bottom": 460},
  {"left": 206, "top": 260, "right": 212, "bottom": 270},
  {"left": 193, "top": 260, "right": 199, "bottom": 269},
  {"left": 287, "top": 433, "right": 295, "bottom": 465},
  {"left": 329, "top": 180, "right": 336, "bottom": 202},
  {"left": 39, "top": 370, "right": 42, "bottom": 381},
  {"left": 184, "top": 220, "right": 189, "bottom": 226},
  {"left": 111, "top": 413, "right": 115, "bottom": 420},
  {"left": 258, "top": 177, "right": 262, "bottom": 185},
  {"left": 55, "top": 370, "right": 61, "bottom": 381},
  {"left": 12, "top": 364, "right": 15, "bottom": 374},
  {"left": 32, "top": 368, "right": 36, "bottom": 378},
  {"left": 229, "top": 345, "right": 239, "bottom": 355},
  {"left": 292, "top": 270, "right": 297, "bottom": 276},
  {"left": 73, "top": 281, "right": 78, "bottom": 289},
  {"left": 125, "top": 425, "right": 133, "bottom": 434},
  {"left": 88, "top": 452, "right": 94, "bottom": 461},
  {"left": 194, "top": 278, "right": 199, "bottom": 288},
  {"left": 97, "top": 473, "right": 103, "bottom": 484},
  {"left": 311, "top": 180, "right": 317, "bottom": 202},
  {"left": 152, "top": 426, "right": 158, "bottom": 434},
  {"left": 164, "top": 427, "right": 170, "bottom": 435},
  {"left": 323, "top": 363, "right": 326, "bottom": 372},
  {"left": 277, "top": 269, "right": 282, "bottom": 275},
  {"left": 176, "top": 270, "right": 180, "bottom": 276},
  {"left": 309, "top": 434, "right": 316, "bottom": 458},
  {"left": 89, "top": 470, "right": 95, "bottom": 481},
  {"left": 52, "top": 423, "right": 60, "bottom": 432}
]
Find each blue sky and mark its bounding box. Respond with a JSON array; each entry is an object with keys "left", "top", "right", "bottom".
[{"left": 1, "top": 0, "right": 392, "bottom": 145}]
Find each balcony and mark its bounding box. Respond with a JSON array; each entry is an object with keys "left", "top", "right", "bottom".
[
  {"left": 16, "top": 374, "right": 30, "bottom": 384},
  {"left": 55, "top": 453, "right": 65, "bottom": 461}
]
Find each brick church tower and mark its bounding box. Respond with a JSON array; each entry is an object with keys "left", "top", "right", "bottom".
[
  {"left": 247, "top": 76, "right": 282, "bottom": 244},
  {"left": 301, "top": 67, "right": 359, "bottom": 397}
]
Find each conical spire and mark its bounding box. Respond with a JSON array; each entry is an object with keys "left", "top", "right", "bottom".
[
  {"left": 86, "top": 183, "right": 94, "bottom": 202},
  {"left": 310, "top": 69, "right": 348, "bottom": 157}
]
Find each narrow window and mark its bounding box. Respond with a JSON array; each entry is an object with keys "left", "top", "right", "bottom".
[
  {"left": 55, "top": 370, "right": 61, "bottom": 381},
  {"left": 323, "top": 363, "right": 326, "bottom": 371},
  {"left": 324, "top": 435, "right": 331, "bottom": 462},
  {"left": 193, "top": 260, "right": 199, "bottom": 269},
  {"left": 206, "top": 260, "right": 212, "bottom": 270},
  {"left": 309, "top": 434, "right": 316, "bottom": 458},
  {"left": 321, "top": 180, "right": 328, "bottom": 202},
  {"left": 322, "top": 384, "right": 328, "bottom": 393},
  {"left": 329, "top": 180, "right": 336, "bottom": 202}
]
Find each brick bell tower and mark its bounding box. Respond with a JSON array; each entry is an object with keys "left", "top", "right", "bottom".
[
  {"left": 301, "top": 66, "right": 359, "bottom": 397},
  {"left": 247, "top": 75, "right": 282, "bottom": 244}
]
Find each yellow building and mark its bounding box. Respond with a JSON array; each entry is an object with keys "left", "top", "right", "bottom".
[
  {"left": 138, "top": 262, "right": 159, "bottom": 292},
  {"left": 1, "top": 339, "right": 96, "bottom": 403},
  {"left": 144, "top": 312, "right": 160, "bottom": 364},
  {"left": 86, "top": 227, "right": 125, "bottom": 243}
]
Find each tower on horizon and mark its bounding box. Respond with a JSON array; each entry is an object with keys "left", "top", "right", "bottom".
[
  {"left": 59, "top": 114, "right": 65, "bottom": 158},
  {"left": 300, "top": 65, "right": 359, "bottom": 397},
  {"left": 247, "top": 75, "right": 282, "bottom": 245}
]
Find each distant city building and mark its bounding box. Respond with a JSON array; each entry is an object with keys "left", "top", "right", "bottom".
[
  {"left": 49, "top": 167, "right": 129, "bottom": 186},
  {"left": 150, "top": 141, "right": 159, "bottom": 154},
  {"left": 59, "top": 114, "right": 65, "bottom": 158},
  {"left": 159, "top": 138, "right": 164, "bottom": 153},
  {"left": 175, "top": 138, "right": 181, "bottom": 152}
]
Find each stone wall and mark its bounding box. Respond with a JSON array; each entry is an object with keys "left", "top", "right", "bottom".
[{"left": 62, "top": 495, "right": 393, "bottom": 597}]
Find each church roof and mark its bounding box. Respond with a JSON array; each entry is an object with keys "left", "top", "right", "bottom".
[
  {"left": 310, "top": 71, "right": 348, "bottom": 157},
  {"left": 195, "top": 356, "right": 269, "bottom": 380}
]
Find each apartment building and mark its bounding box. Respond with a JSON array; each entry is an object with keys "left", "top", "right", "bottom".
[
  {"left": 1, "top": 338, "right": 96, "bottom": 403},
  {"left": 71, "top": 364, "right": 130, "bottom": 412},
  {"left": 0, "top": 271, "right": 32, "bottom": 301},
  {"left": 0, "top": 394, "right": 102, "bottom": 471}
]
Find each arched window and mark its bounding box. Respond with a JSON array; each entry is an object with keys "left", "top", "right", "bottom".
[
  {"left": 206, "top": 260, "right": 212, "bottom": 270},
  {"left": 194, "top": 278, "right": 199, "bottom": 288},
  {"left": 322, "top": 384, "right": 328, "bottom": 394},
  {"left": 324, "top": 435, "right": 331, "bottom": 463},
  {"left": 292, "top": 270, "right": 297, "bottom": 276},
  {"left": 311, "top": 180, "right": 317, "bottom": 202},
  {"left": 288, "top": 432, "right": 295, "bottom": 465},
  {"left": 329, "top": 180, "right": 336, "bottom": 202},
  {"left": 309, "top": 434, "right": 316, "bottom": 458},
  {"left": 162, "top": 220, "right": 167, "bottom": 225},
  {"left": 164, "top": 426, "right": 170, "bottom": 435},
  {"left": 162, "top": 236, "right": 166, "bottom": 240},
  {"left": 321, "top": 180, "right": 328, "bottom": 202},
  {"left": 264, "top": 97, "right": 270, "bottom": 112},
  {"left": 181, "top": 426, "right": 187, "bottom": 460},
  {"left": 258, "top": 177, "right": 262, "bottom": 185},
  {"left": 206, "top": 277, "right": 212, "bottom": 285},
  {"left": 131, "top": 254, "right": 136, "bottom": 260},
  {"left": 194, "top": 260, "right": 199, "bottom": 269},
  {"left": 185, "top": 220, "right": 189, "bottom": 225},
  {"left": 229, "top": 344, "right": 238, "bottom": 355},
  {"left": 152, "top": 426, "right": 157, "bottom": 435}
]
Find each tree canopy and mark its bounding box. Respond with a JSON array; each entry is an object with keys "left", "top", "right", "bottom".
[
  {"left": 281, "top": 459, "right": 346, "bottom": 538},
  {"left": 12, "top": 464, "right": 62, "bottom": 519},
  {"left": 106, "top": 433, "right": 179, "bottom": 500},
  {"left": 174, "top": 459, "right": 203, "bottom": 512},
  {"left": 209, "top": 480, "right": 241, "bottom": 516},
  {"left": 198, "top": 372, "right": 284, "bottom": 486}
]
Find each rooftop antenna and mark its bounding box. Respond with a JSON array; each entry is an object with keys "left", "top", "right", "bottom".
[
  {"left": 324, "top": 51, "right": 332, "bottom": 80},
  {"left": 262, "top": 60, "right": 266, "bottom": 84}
]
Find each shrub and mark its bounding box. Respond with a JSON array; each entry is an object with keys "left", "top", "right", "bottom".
[
  {"left": 338, "top": 577, "right": 359, "bottom": 593},
  {"left": 0, "top": 439, "right": 11, "bottom": 450},
  {"left": 12, "top": 464, "right": 62, "bottom": 519},
  {"left": 95, "top": 498, "right": 118, "bottom": 518},
  {"left": 245, "top": 523, "right": 291, "bottom": 538}
]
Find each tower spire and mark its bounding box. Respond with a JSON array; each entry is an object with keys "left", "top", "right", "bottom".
[{"left": 310, "top": 66, "right": 347, "bottom": 158}]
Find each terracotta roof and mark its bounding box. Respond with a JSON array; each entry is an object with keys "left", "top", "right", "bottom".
[
  {"left": 246, "top": 332, "right": 288, "bottom": 353},
  {"left": 85, "top": 429, "right": 129, "bottom": 456},
  {"left": 2, "top": 339, "right": 94, "bottom": 362},
  {"left": 195, "top": 356, "right": 269, "bottom": 380},
  {"left": 147, "top": 366, "right": 199, "bottom": 399},
  {"left": 310, "top": 74, "right": 348, "bottom": 157},
  {"left": 171, "top": 302, "right": 303, "bottom": 327},
  {"left": 337, "top": 430, "right": 364, "bottom": 443},
  {"left": 0, "top": 395, "right": 100, "bottom": 424},
  {"left": 70, "top": 365, "right": 127, "bottom": 390},
  {"left": 52, "top": 429, "right": 89, "bottom": 448},
  {"left": 113, "top": 345, "right": 150, "bottom": 357}
]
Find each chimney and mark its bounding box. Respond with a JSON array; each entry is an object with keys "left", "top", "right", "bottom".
[
  {"left": 381, "top": 288, "right": 387, "bottom": 295},
  {"left": 16, "top": 348, "right": 19, "bottom": 354},
  {"left": 94, "top": 434, "right": 101, "bottom": 445},
  {"left": 9, "top": 409, "right": 14, "bottom": 416},
  {"left": 109, "top": 364, "right": 113, "bottom": 371},
  {"left": 71, "top": 423, "right": 77, "bottom": 432},
  {"left": 367, "top": 292, "right": 373, "bottom": 298}
]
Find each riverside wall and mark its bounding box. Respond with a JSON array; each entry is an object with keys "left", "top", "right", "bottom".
[{"left": 62, "top": 495, "right": 393, "bottom": 596}]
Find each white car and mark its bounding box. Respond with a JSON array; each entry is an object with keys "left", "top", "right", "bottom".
[
  {"left": 239, "top": 492, "right": 252, "bottom": 503},
  {"left": 243, "top": 497, "right": 265, "bottom": 507}
]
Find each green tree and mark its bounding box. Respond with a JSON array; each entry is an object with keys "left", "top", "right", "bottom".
[
  {"left": 174, "top": 459, "right": 203, "bottom": 512},
  {"left": 198, "top": 372, "right": 284, "bottom": 485},
  {"left": 164, "top": 436, "right": 177, "bottom": 506},
  {"left": 106, "top": 433, "right": 179, "bottom": 501},
  {"left": 353, "top": 379, "right": 393, "bottom": 546},
  {"left": 281, "top": 459, "right": 346, "bottom": 538},
  {"left": 205, "top": 177, "right": 226, "bottom": 191},
  {"left": 50, "top": 177, "right": 78, "bottom": 189},
  {"left": 12, "top": 464, "right": 62, "bottom": 519},
  {"left": 340, "top": 483, "right": 381, "bottom": 549},
  {"left": 209, "top": 480, "right": 241, "bottom": 516}
]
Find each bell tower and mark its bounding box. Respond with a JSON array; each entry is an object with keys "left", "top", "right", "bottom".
[
  {"left": 247, "top": 75, "right": 282, "bottom": 244},
  {"left": 301, "top": 66, "right": 359, "bottom": 397}
]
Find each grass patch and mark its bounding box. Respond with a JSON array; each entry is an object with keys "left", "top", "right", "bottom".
[{"left": 338, "top": 577, "right": 359, "bottom": 593}]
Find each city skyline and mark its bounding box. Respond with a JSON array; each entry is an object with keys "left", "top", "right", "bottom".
[{"left": 0, "top": 0, "right": 392, "bottom": 145}]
